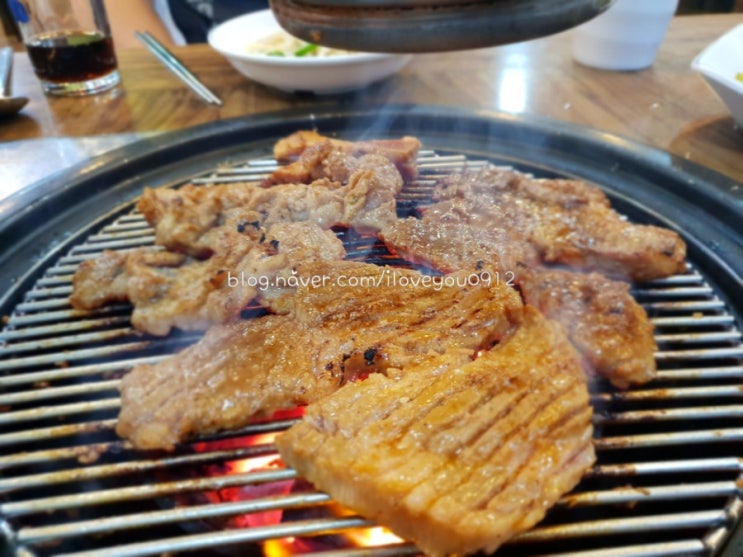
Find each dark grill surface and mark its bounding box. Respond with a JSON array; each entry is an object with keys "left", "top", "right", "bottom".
[{"left": 1, "top": 150, "right": 743, "bottom": 557}]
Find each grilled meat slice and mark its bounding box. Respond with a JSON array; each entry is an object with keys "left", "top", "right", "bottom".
[
  {"left": 70, "top": 223, "right": 346, "bottom": 336},
  {"left": 68, "top": 249, "right": 144, "bottom": 310},
  {"left": 431, "top": 167, "right": 686, "bottom": 281},
  {"left": 270, "top": 130, "right": 421, "bottom": 182},
  {"left": 518, "top": 268, "right": 656, "bottom": 389},
  {"left": 73, "top": 150, "right": 404, "bottom": 333},
  {"left": 116, "top": 263, "right": 524, "bottom": 449},
  {"left": 381, "top": 217, "right": 657, "bottom": 387},
  {"left": 137, "top": 181, "right": 258, "bottom": 258},
  {"left": 138, "top": 153, "right": 404, "bottom": 257},
  {"left": 277, "top": 307, "right": 595, "bottom": 557},
  {"left": 381, "top": 215, "right": 540, "bottom": 277}
]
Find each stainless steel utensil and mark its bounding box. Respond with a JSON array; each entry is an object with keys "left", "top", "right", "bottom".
[
  {"left": 135, "top": 31, "right": 222, "bottom": 106},
  {"left": 0, "top": 47, "right": 29, "bottom": 116}
]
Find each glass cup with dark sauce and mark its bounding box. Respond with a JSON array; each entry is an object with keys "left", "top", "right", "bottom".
[{"left": 8, "top": 0, "right": 119, "bottom": 96}]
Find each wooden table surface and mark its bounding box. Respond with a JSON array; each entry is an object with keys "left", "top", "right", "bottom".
[{"left": 2, "top": 14, "right": 742, "bottom": 185}]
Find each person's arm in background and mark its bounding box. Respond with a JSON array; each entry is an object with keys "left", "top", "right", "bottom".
[{"left": 104, "top": 0, "right": 175, "bottom": 49}]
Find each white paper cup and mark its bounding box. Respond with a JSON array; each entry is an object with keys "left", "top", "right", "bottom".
[{"left": 572, "top": 0, "right": 679, "bottom": 71}]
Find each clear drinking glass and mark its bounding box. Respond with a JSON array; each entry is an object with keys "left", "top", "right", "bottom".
[{"left": 7, "top": 0, "right": 120, "bottom": 95}]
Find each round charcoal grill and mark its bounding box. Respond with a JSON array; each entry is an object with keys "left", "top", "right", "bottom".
[{"left": 1, "top": 106, "right": 742, "bottom": 557}]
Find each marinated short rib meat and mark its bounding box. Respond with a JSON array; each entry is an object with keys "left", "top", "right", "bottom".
[
  {"left": 380, "top": 214, "right": 541, "bottom": 276},
  {"left": 270, "top": 130, "right": 421, "bottom": 183},
  {"left": 67, "top": 249, "right": 142, "bottom": 310},
  {"left": 138, "top": 152, "right": 404, "bottom": 257},
  {"left": 381, "top": 217, "right": 657, "bottom": 388},
  {"left": 277, "top": 307, "right": 595, "bottom": 557},
  {"left": 137, "top": 182, "right": 264, "bottom": 258},
  {"left": 72, "top": 150, "right": 403, "bottom": 332},
  {"left": 518, "top": 268, "right": 656, "bottom": 389},
  {"left": 116, "top": 263, "right": 524, "bottom": 449},
  {"left": 70, "top": 222, "right": 346, "bottom": 336},
  {"left": 431, "top": 167, "right": 686, "bottom": 281}
]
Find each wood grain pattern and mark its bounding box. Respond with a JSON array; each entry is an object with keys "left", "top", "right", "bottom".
[{"left": 2, "top": 14, "right": 742, "bottom": 183}]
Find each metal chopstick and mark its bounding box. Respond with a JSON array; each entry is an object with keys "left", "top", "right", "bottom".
[{"left": 134, "top": 31, "right": 223, "bottom": 106}]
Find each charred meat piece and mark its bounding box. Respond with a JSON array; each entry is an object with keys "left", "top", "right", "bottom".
[
  {"left": 381, "top": 217, "right": 657, "bottom": 388},
  {"left": 277, "top": 307, "right": 595, "bottom": 557},
  {"left": 72, "top": 150, "right": 404, "bottom": 333},
  {"left": 138, "top": 153, "right": 404, "bottom": 257},
  {"left": 137, "top": 181, "right": 258, "bottom": 258},
  {"left": 70, "top": 223, "right": 346, "bottom": 336},
  {"left": 116, "top": 263, "right": 524, "bottom": 449},
  {"left": 270, "top": 130, "right": 421, "bottom": 182},
  {"left": 432, "top": 167, "right": 686, "bottom": 281}
]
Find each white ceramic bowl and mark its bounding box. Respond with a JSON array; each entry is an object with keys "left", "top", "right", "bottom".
[
  {"left": 691, "top": 23, "right": 743, "bottom": 126},
  {"left": 207, "top": 10, "right": 412, "bottom": 95}
]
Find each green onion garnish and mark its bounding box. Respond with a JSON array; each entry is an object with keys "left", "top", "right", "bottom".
[{"left": 294, "top": 43, "right": 318, "bottom": 57}]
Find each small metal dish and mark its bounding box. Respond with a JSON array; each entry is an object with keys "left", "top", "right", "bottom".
[{"left": 0, "top": 47, "right": 29, "bottom": 117}]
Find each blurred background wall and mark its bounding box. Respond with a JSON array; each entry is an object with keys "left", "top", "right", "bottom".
[{"left": 678, "top": 0, "right": 743, "bottom": 12}]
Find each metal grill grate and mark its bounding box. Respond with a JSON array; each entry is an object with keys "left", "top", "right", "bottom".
[{"left": 1, "top": 151, "right": 743, "bottom": 557}]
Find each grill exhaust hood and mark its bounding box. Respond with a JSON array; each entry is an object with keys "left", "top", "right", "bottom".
[{"left": 269, "top": 0, "right": 615, "bottom": 52}]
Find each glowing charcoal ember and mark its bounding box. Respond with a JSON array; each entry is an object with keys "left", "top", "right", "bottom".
[
  {"left": 345, "top": 526, "right": 406, "bottom": 547},
  {"left": 182, "top": 409, "right": 307, "bottom": 531}
]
